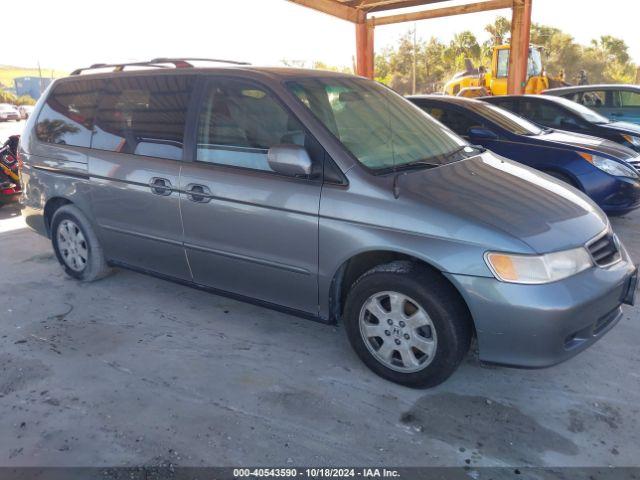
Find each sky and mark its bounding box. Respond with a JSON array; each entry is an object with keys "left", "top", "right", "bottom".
[{"left": 7, "top": 0, "right": 640, "bottom": 73}]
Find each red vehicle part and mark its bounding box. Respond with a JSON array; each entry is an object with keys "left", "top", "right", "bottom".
[{"left": 0, "top": 134, "right": 20, "bottom": 203}]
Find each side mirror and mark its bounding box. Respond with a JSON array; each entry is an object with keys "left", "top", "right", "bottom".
[
  {"left": 267, "top": 145, "right": 313, "bottom": 177},
  {"left": 468, "top": 127, "right": 498, "bottom": 140}
]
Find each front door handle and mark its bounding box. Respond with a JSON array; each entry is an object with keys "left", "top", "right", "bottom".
[
  {"left": 149, "top": 177, "right": 172, "bottom": 196},
  {"left": 186, "top": 183, "right": 212, "bottom": 203}
]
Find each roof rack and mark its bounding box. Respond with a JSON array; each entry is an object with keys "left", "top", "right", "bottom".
[
  {"left": 150, "top": 57, "right": 251, "bottom": 66},
  {"left": 70, "top": 57, "right": 250, "bottom": 75}
]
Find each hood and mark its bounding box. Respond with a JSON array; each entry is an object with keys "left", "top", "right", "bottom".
[
  {"left": 540, "top": 130, "right": 638, "bottom": 160},
  {"left": 603, "top": 121, "right": 640, "bottom": 136},
  {"left": 399, "top": 152, "right": 608, "bottom": 254}
]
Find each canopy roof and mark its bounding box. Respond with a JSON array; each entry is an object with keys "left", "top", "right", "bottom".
[
  {"left": 288, "top": 0, "right": 516, "bottom": 25},
  {"left": 287, "top": 0, "right": 532, "bottom": 94}
]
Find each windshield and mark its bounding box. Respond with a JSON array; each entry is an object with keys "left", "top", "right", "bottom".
[
  {"left": 550, "top": 96, "right": 610, "bottom": 124},
  {"left": 528, "top": 48, "right": 543, "bottom": 77},
  {"left": 466, "top": 100, "right": 544, "bottom": 135},
  {"left": 286, "top": 77, "right": 468, "bottom": 171}
]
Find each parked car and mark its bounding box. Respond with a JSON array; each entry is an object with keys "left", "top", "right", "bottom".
[
  {"left": 20, "top": 61, "right": 637, "bottom": 387},
  {"left": 408, "top": 95, "right": 640, "bottom": 215},
  {"left": 0, "top": 135, "right": 21, "bottom": 205},
  {"left": 0, "top": 104, "right": 21, "bottom": 122},
  {"left": 543, "top": 84, "right": 640, "bottom": 125},
  {"left": 482, "top": 94, "right": 640, "bottom": 153},
  {"left": 18, "top": 105, "right": 35, "bottom": 120}
]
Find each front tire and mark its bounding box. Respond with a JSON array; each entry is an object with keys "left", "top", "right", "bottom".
[
  {"left": 343, "top": 261, "right": 472, "bottom": 388},
  {"left": 51, "top": 205, "right": 112, "bottom": 282}
]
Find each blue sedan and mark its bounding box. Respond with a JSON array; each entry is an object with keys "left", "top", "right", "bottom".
[
  {"left": 483, "top": 94, "right": 640, "bottom": 153},
  {"left": 408, "top": 95, "right": 640, "bottom": 215}
]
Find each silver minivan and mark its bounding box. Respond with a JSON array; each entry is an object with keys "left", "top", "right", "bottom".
[{"left": 19, "top": 59, "right": 638, "bottom": 387}]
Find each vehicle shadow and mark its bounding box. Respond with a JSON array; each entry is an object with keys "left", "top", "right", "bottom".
[{"left": 0, "top": 202, "right": 21, "bottom": 221}]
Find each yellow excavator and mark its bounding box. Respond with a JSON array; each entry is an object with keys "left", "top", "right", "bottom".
[{"left": 443, "top": 44, "right": 566, "bottom": 97}]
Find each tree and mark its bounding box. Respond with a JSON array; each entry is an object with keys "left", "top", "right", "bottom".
[
  {"left": 442, "top": 31, "right": 484, "bottom": 73},
  {"left": 530, "top": 25, "right": 581, "bottom": 81},
  {"left": 369, "top": 19, "right": 637, "bottom": 94},
  {"left": 0, "top": 90, "right": 17, "bottom": 104},
  {"left": 484, "top": 16, "right": 511, "bottom": 46},
  {"left": 15, "top": 95, "right": 36, "bottom": 106},
  {"left": 582, "top": 36, "right": 636, "bottom": 83}
]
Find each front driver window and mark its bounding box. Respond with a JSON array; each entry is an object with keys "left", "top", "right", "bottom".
[{"left": 196, "top": 79, "right": 320, "bottom": 178}]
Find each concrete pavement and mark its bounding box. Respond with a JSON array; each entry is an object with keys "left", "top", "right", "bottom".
[{"left": 0, "top": 202, "right": 638, "bottom": 468}]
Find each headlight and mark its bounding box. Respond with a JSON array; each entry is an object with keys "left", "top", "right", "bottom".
[
  {"left": 578, "top": 152, "right": 638, "bottom": 178},
  {"left": 622, "top": 134, "right": 640, "bottom": 147},
  {"left": 485, "top": 247, "right": 593, "bottom": 284}
]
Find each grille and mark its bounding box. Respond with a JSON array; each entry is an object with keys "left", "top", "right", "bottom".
[
  {"left": 628, "top": 157, "right": 640, "bottom": 172},
  {"left": 587, "top": 232, "right": 621, "bottom": 267}
]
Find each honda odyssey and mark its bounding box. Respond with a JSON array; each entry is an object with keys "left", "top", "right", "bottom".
[{"left": 19, "top": 59, "right": 638, "bottom": 387}]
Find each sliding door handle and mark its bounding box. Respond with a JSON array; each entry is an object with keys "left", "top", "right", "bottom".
[
  {"left": 186, "top": 183, "right": 212, "bottom": 203},
  {"left": 149, "top": 177, "right": 172, "bottom": 196}
]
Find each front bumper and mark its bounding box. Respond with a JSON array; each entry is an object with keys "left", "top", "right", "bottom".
[
  {"left": 447, "top": 250, "right": 636, "bottom": 368},
  {"left": 579, "top": 173, "right": 640, "bottom": 215},
  {"left": 600, "top": 177, "right": 640, "bottom": 214}
]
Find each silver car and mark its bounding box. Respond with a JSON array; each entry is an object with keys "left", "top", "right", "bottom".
[
  {"left": 0, "top": 103, "right": 21, "bottom": 121},
  {"left": 19, "top": 60, "right": 638, "bottom": 387}
]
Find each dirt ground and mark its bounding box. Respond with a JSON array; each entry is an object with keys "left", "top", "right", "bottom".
[{"left": 0, "top": 202, "right": 639, "bottom": 468}]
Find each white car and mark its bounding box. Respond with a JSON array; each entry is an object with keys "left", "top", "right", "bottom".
[{"left": 0, "top": 104, "right": 21, "bottom": 121}]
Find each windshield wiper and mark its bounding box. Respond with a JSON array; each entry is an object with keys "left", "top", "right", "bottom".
[
  {"left": 392, "top": 160, "right": 442, "bottom": 172},
  {"left": 411, "top": 145, "right": 483, "bottom": 167}
]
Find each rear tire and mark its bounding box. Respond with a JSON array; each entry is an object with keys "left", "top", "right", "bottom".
[
  {"left": 51, "top": 205, "right": 112, "bottom": 282},
  {"left": 343, "top": 261, "right": 472, "bottom": 388}
]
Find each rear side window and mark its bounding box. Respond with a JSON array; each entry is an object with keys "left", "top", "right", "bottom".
[
  {"left": 92, "top": 75, "right": 194, "bottom": 160},
  {"left": 35, "top": 79, "right": 102, "bottom": 147}
]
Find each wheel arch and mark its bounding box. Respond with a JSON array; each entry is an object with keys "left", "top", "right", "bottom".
[
  {"left": 327, "top": 249, "right": 475, "bottom": 334},
  {"left": 43, "top": 196, "right": 73, "bottom": 237},
  {"left": 541, "top": 167, "right": 582, "bottom": 191}
]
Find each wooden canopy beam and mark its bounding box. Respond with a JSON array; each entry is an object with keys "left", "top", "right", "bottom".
[
  {"left": 369, "top": 0, "right": 513, "bottom": 26},
  {"left": 287, "top": 0, "right": 363, "bottom": 22},
  {"left": 340, "top": 0, "right": 449, "bottom": 13},
  {"left": 507, "top": 0, "right": 532, "bottom": 94},
  {"left": 288, "top": 0, "right": 533, "bottom": 89},
  {"left": 356, "top": 19, "right": 375, "bottom": 77}
]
